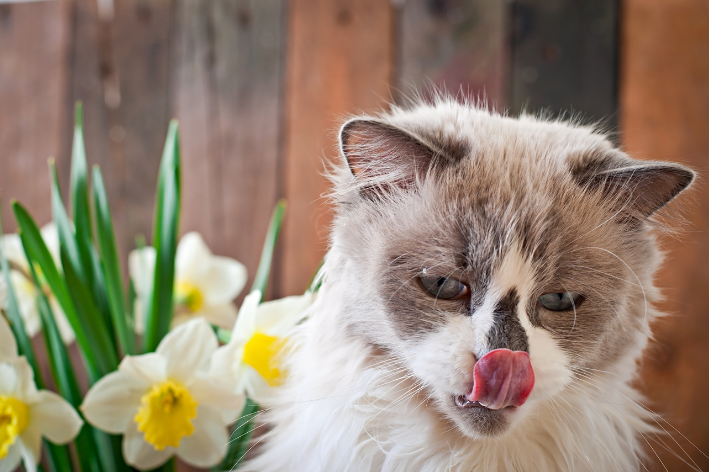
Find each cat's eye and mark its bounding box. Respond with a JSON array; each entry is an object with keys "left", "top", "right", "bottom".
[
  {"left": 418, "top": 274, "right": 470, "bottom": 300},
  {"left": 538, "top": 292, "right": 583, "bottom": 311}
]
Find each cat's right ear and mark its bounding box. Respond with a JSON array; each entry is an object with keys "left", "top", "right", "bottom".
[{"left": 339, "top": 119, "right": 441, "bottom": 195}]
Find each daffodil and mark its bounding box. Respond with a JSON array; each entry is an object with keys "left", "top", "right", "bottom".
[
  {"left": 0, "top": 223, "right": 75, "bottom": 344},
  {"left": 0, "top": 316, "right": 83, "bottom": 472},
  {"left": 81, "top": 318, "right": 245, "bottom": 469},
  {"left": 211, "top": 290, "right": 314, "bottom": 405},
  {"left": 129, "top": 232, "right": 247, "bottom": 332}
]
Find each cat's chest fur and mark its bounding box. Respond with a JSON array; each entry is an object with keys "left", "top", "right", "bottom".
[{"left": 244, "top": 100, "right": 692, "bottom": 472}]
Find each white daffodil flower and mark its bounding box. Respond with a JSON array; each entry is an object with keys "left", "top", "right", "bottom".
[
  {"left": 0, "top": 316, "right": 83, "bottom": 472},
  {"left": 129, "top": 232, "right": 247, "bottom": 333},
  {"left": 0, "top": 223, "right": 75, "bottom": 344},
  {"left": 211, "top": 290, "right": 314, "bottom": 405},
  {"left": 81, "top": 318, "right": 245, "bottom": 470}
]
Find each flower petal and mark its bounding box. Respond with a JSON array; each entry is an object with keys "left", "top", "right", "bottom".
[
  {"left": 242, "top": 366, "right": 274, "bottom": 406},
  {"left": 118, "top": 353, "right": 166, "bottom": 385},
  {"left": 157, "top": 318, "right": 217, "bottom": 383},
  {"left": 81, "top": 371, "right": 147, "bottom": 434},
  {"left": 30, "top": 391, "right": 83, "bottom": 444},
  {"left": 40, "top": 223, "right": 61, "bottom": 268},
  {"left": 50, "top": 298, "right": 75, "bottom": 345},
  {"left": 2, "top": 233, "right": 28, "bottom": 270},
  {"left": 0, "top": 442, "right": 22, "bottom": 472},
  {"left": 209, "top": 342, "right": 244, "bottom": 392},
  {"left": 175, "top": 232, "right": 212, "bottom": 281},
  {"left": 19, "top": 425, "right": 42, "bottom": 468},
  {"left": 0, "top": 314, "right": 17, "bottom": 361},
  {"left": 200, "top": 256, "right": 247, "bottom": 306},
  {"left": 256, "top": 292, "right": 314, "bottom": 337},
  {"left": 188, "top": 375, "right": 245, "bottom": 425},
  {"left": 177, "top": 405, "right": 229, "bottom": 468},
  {"left": 123, "top": 421, "right": 174, "bottom": 470},
  {"left": 128, "top": 247, "right": 156, "bottom": 301},
  {"left": 7, "top": 357, "right": 38, "bottom": 401},
  {"left": 0, "top": 363, "right": 17, "bottom": 395},
  {"left": 230, "top": 290, "right": 262, "bottom": 343},
  {"left": 197, "top": 303, "right": 238, "bottom": 330}
]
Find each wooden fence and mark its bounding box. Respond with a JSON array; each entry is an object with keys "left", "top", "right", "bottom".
[{"left": 1, "top": 0, "right": 708, "bottom": 470}]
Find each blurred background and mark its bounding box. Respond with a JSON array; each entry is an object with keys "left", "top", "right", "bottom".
[{"left": 0, "top": 0, "right": 708, "bottom": 470}]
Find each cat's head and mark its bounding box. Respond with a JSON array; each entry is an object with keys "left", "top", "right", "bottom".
[{"left": 329, "top": 100, "right": 694, "bottom": 439}]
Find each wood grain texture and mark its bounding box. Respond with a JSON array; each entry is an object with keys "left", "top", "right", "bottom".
[
  {"left": 620, "top": 0, "right": 709, "bottom": 469},
  {"left": 174, "top": 0, "right": 286, "bottom": 300},
  {"left": 0, "top": 0, "right": 72, "bottom": 231},
  {"left": 279, "top": 0, "right": 395, "bottom": 296},
  {"left": 396, "top": 0, "right": 507, "bottom": 106}
]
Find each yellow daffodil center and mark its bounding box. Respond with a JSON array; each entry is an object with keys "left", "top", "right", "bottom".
[
  {"left": 0, "top": 396, "right": 29, "bottom": 458},
  {"left": 243, "top": 332, "right": 286, "bottom": 386},
  {"left": 134, "top": 380, "right": 197, "bottom": 450},
  {"left": 175, "top": 281, "right": 203, "bottom": 312}
]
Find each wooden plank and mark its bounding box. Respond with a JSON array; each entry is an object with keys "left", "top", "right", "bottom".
[
  {"left": 395, "top": 0, "right": 507, "bottom": 106},
  {"left": 509, "top": 0, "right": 619, "bottom": 126},
  {"left": 0, "top": 0, "right": 72, "bottom": 231},
  {"left": 620, "top": 0, "right": 709, "bottom": 470},
  {"left": 174, "top": 0, "right": 286, "bottom": 301},
  {"left": 279, "top": 0, "right": 395, "bottom": 296}
]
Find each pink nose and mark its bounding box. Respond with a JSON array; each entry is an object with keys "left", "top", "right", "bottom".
[{"left": 468, "top": 348, "right": 535, "bottom": 410}]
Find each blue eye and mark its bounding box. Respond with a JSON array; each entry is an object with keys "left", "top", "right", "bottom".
[
  {"left": 538, "top": 292, "right": 583, "bottom": 311},
  {"left": 419, "top": 275, "right": 469, "bottom": 300}
]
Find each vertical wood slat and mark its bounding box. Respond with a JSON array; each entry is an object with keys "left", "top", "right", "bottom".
[
  {"left": 396, "top": 0, "right": 507, "bottom": 106},
  {"left": 620, "top": 0, "right": 709, "bottom": 470},
  {"left": 279, "top": 0, "right": 395, "bottom": 296},
  {"left": 174, "top": 0, "right": 286, "bottom": 300},
  {"left": 0, "top": 0, "right": 72, "bottom": 230}
]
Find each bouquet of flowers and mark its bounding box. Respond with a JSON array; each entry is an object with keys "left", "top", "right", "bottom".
[{"left": 0, "top": 104, "right": 313, "bottom": 471}]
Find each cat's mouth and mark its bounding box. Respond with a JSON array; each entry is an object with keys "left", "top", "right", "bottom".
[{"left": 453, "top": 395, "right": 517, "bottom": 411}]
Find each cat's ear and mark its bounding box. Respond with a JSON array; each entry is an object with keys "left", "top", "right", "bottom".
[
  {"left": 576, "top": 157, "right": 695, "bottom": 217},
  {"left": 339, "top": 119, "right": 443, "bottom": 193}
]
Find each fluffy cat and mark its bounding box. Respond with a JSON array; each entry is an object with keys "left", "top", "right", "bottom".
[{"left": 244, "top": 98, "right": 695, "bottom": 472}]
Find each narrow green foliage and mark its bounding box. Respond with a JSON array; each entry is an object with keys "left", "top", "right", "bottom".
[
  {"left": 143, "top": 120, "right": 181, "bottom": 352},
  {"left": 251, "top": 199, "right": 287, "bottom": 294},
  {"left": 44, "top": 442, "right": 74, "bottom": 472},
  {"left": 215, "top": 399, "right": 260, "bottom": 471},
  {"left": 93, "top": 166, "right": 134, "bottom": 355},
  {"left": 70, "top": 102, "right": 95, "bottom": 291},
  {"left": 12, "top": 201, "right": 102, "bottom": 380}
]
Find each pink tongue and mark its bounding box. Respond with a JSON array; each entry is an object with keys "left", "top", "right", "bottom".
[{"left": 468, "top": 348, "right": 535, "bottom": 410}]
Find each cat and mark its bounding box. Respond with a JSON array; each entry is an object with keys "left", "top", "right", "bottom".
[{"left": 244, "top": 98, "right": 695, "bottom": 472}]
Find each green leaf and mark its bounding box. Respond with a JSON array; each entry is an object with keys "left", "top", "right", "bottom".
[
  {"left": 251, "top": 199, "right": 287, "bottom": 294},
  {"left": 70, "top": 102, "right": 96, "bottom": 291},
  {"left": 44, "top": 442, "right": 74, "bottom": 472},
  {"left": 214, "top": 399, "right": 260, "bottom": 471},
  {"left": 143, "top": 120, "right": 181, "bottom": 352},
  {"left": 93, "top": 166, "right": 134, "bottom": 355},
  {"left": 12, "top": 200, "right": 106, "bottom": 380}
]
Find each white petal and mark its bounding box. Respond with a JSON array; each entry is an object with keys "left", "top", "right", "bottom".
[
  {"left": 30, "top": 391, "right": 83, "bottom": 444},
  {"left": 128, "top": 247, "right": 156, "bottom": 302},
  {"left": 208, "top": 342, "right": 244, "bottom": 391},
  {"left": 123, "top": 421, "right": 174, "bottom": 470},
  {"left": 118, "top": 354, "right": 166, "bottom": 385},
  {"left": 157, "top": 318, "right": 217, "bottom": 383},
  {"left": 40, "top": 223, "right": 60, "bottom": 268},
  {"left": 188, "top": 375, "right": 245, "bottom": 425},
  {"left": 0, "top": 442, "right": 22, "bottom": 472},
  {"left": 0, "top": 314, "right": 17, "bottom": 361},
  {"left": 256, "top": 292, "right": 314, "bottom": 337},
  {"left": 230, "top": 290, "right": 262, "bottom": 343},
  {"left": 200, "top": 257, "right": 247, "bottom": 306},
  {"left": 175, "top": 232, "right": 212, "bottom": 281},
  {"left": 50, "top": 299, "right": 75, "bottom": 345},
  {"left": 19, "top": 425, "right": 42, "bottom": 468},
  {"left": 2, "top": 233, "right": 28, "bottom": 270},
  {"left": 81, "top": 371, "right": 146, "bottom": 434},
  {"left": 0, "top": 363, "right": 17, "bottom": 395},
  {"left": 8, "top": 358, "right": 38, "bottom": 401},
  {"left": 242, "top": 367, "right": 274, "bottom": 406},
  {"left": 197, "top": 303, "right": 238, "bottom": 330},
  {"left": 177, "top": 405, "right": 229, "bottom": 468},
  {"left": 12, "top": 271, "right": 41, "bottom": 338}
]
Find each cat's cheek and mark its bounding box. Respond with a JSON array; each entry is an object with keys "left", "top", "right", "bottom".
[
  {"left": 405, "top": 315, "right": 477, "bottom": 395},
  {"left": 526, "top": 326, "right": 573, "bottom": 403}
]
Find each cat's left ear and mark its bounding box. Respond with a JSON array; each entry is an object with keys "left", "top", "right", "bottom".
[
  {"left": 577, "top": 157, "right": 695, "bottom": 217},
  {"left": 339, "top": 119, "right": 447, "bottom": 193}
]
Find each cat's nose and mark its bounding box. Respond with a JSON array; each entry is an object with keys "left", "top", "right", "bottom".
[{"left": 467, "top": 348, "right": 535, "bottom": 410}]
